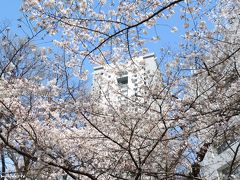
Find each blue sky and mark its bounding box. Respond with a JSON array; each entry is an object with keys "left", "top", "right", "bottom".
[
  {"left": 0, "top": 0, "right": 184, "bottom": 47},
  {"left": 0, "top": 1, "right": 212, "bottom": 52},
  {"left": 0, "top": 1, "right": 21, "bottom": 25},
  {"left": 0, "top": 0, "right": 186, "bottom": 81}
]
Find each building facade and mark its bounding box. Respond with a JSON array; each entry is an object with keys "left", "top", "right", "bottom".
[
  {"left": 91, "top": 53, "right": 160, "bottom": 109},
  {"left": 201, "top": 139, "right": 240, "bottom": 179}
]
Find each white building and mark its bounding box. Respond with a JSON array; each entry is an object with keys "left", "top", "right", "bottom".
[
  {"left": 92, "top": 54, "right": 165, "bottom": 180},
  {"left": 201, "top": 139, "right": 240, "bottom": 179},
  {"left": 91, "top": 53, "right": 160, "bottom": 110}
]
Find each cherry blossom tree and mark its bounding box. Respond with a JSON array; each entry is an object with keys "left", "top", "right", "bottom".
[
  {"left": 178, "top": 0, "right": 240, "bottom": 178},
  {"left": 0, "top": 24, "right": 90, "bottom": 178},
  {"left": 0, "top": 0, "right": 239, "bottom": 179}
]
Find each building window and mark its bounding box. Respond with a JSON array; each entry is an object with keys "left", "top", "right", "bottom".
[
  {"left": 216, "top": 139, "right": 237, "bottom": 154},
  {"left": 117, "top": 76, "right": 128, "bottom": 85}
]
